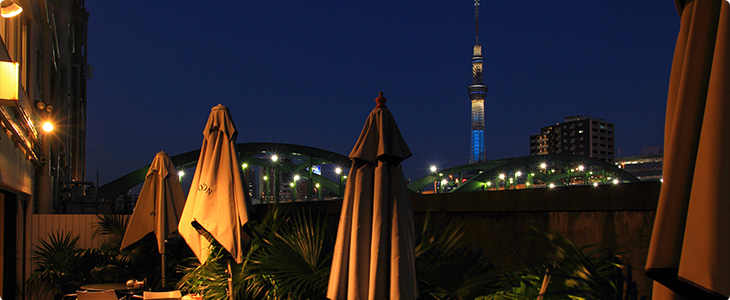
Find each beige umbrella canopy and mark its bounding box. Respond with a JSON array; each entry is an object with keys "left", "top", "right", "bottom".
[
  {"left": 646, "top": 1, "right": 730, "bottom": 299},
  {"left": 178, "top": 104, "right": 253, "bottom": 265},
  {"left": 327, "top": 92, "right": 418, "bottom": 300},
  {"left": 120, "top": 151, "right": 186, "bottom": 287}
]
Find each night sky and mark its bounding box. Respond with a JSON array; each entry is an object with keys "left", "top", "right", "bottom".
[{"left": 84, "top": 0, "right": 679, "bottom": 186}]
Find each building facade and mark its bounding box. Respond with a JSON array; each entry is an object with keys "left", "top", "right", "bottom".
[
  {"left": 0, "top": 1, "right": 89, "bottom": 298},
  {"left": 530, "top": 115, "right": 615, "bottom": 163}
]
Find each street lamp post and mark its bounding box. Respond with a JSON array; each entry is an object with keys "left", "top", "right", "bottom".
[
  {"left": 271, "top": 154, "right": 280, "bottom": 203},
  {"left": 335, "top": 167, "right": 343, "bottom": 197},
  {"left": 293, "top": 174, "right": 300, "bottom": 200}
]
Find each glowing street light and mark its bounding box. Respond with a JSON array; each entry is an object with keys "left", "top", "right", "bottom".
[
  {"left": 293, "top": 175, "right": 300, "bottom": 181},
  {"left": 540, "top": 163, "right": 547, "bottom": 169},
  {"left": 515, "top": 171, "right": 522, "bottom": 177},
  {"left": 178, "top": 170, "right": 185, "bottom": 178},
  {"left": 549, "top": 183, "right": 556, "bottom": 189},
  {"left": 430, "top": 165, "right": 437, "bottom": 173},
  {"left": 578, "top": 165, "right": 585, "bottom": 171},
  {"left": 613, "top": 179, "right": 620, "bottom": 185},
  {"left": 241, "top": 163, "right": 248, "bottom": 169},
  {"left": 335, "top": 167, "right": 342, "bottom": 175},
  {"left": 42, "top": 121, "right": 53, "bottom": 132},
  {"left": 271, "top": 154, "right": 278, "bottom": 162}
]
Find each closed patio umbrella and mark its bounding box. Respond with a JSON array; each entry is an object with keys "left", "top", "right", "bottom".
[
  {"left": 120, "top": 151, "right": 186, "bottom": 287},
  {"left": 327, "top": 92, "right": 418, "bottom": 300},
  {"left": 646, "top": 1, "right": 730, "bottom": 299},
  {"left": 178, "top": 104, "right": 253, "bottom": 299}
]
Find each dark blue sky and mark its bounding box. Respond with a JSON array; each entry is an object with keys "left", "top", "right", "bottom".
[{"left": 85, "top": 0, "right": 679, "bottom": 185}]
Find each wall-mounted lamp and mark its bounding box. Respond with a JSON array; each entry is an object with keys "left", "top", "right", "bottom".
[
  {"left": 0, "top": 0, "right": 23, "bottom": 18},
  {"left": 42, "top": 121, "right": 54, "bottom": 132}
]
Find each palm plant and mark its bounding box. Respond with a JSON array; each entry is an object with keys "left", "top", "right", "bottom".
[
  {"left": 177, "top": 205, "right": 334, "bottom": 300},
  {"left": 415, "top": 214, "right": 501, "bottom": 300},
  {"left": 25, "top": 231, "right": 111, "bottom": 299},
  {"left": 479, "top": 226, "right": 644, "bottom": 300},
  {"left": 94, "top": 214, "right": 192, "bottom": 289}
]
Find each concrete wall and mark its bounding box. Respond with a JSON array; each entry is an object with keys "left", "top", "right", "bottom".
[{"left": 269, "top": 181, "right": 660, "bottom": 297}]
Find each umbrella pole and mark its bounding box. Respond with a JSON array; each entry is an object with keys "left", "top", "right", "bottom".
[
  {"left": 227, "top": 260, "right": 234, "bottom": 300},
  {"left": 161, "top": 252, "right": 166, "bottom": 288}
]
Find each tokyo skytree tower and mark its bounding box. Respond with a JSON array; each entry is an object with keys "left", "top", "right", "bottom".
[{"left": 469, "top": 0, "right": 488, "bottom": 164}]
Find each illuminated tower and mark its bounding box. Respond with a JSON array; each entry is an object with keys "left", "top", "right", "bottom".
[{"left": 469, "top": 0, "right": 488, "bottom": 164}]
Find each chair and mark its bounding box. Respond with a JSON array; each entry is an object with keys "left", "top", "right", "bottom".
[
  {"left": 76, "top": 289, "right": 119, "bottom": 300},
  {"left": 142, "top": 290, "right": 182, "bottom": 300}
]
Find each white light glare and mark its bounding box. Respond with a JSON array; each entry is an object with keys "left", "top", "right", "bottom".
[
  {"left": 42, "top": 122, "right": 54, "bottom": 132},
  {"left": 430, "top": 165, "right": 437, "bottom": 173}
]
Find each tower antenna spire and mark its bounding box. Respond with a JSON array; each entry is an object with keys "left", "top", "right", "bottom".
[{"left": 475, "top": 0, "right": 480, "bottom": 45}]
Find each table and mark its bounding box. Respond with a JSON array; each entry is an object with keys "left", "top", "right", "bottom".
[{"left": 80, "top": 283, "right": 144, "bottom": 299}]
